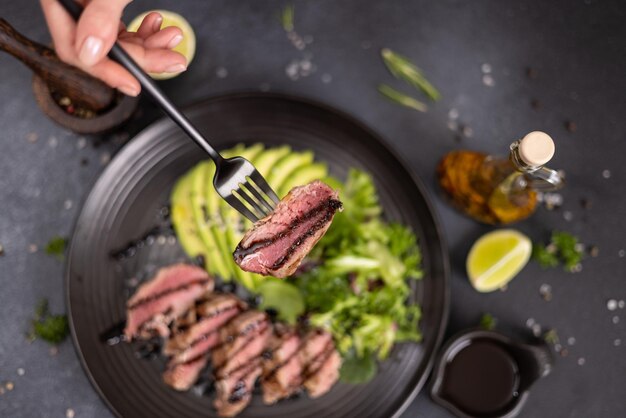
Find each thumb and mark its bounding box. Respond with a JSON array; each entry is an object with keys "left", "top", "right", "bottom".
[{"left": 74, "top": 0, "right": 131, "bottom": 66}]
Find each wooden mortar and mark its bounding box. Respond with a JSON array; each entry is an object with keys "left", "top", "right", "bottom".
[{"left": 0, "top": 18, "right": 139, "bottom": 134}]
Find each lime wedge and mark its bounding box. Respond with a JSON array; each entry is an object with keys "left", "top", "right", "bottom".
[
  {"left": 127, "top": 10, "right": 196, "bottom": 80},
  {"left": 466, "top": 229, "right": 531, "bottom": 292}
]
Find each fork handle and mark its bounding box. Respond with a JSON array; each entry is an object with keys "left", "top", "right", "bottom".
[{"left": 57, "top": 0, "right": 223, "bottom": 163}]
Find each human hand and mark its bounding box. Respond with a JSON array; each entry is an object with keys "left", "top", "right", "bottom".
[{"left": 40, "top": 0, "right": 187, "bottom": 96}]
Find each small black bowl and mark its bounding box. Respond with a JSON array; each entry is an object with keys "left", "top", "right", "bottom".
[{"left": 430, "top": 329, "right": 553, "bottom": 418}]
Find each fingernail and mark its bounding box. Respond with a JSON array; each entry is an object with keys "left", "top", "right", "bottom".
[
  {"left": 118, "top": 84, "right": 140, "bottom": 97},
  {"left": 165, "top": 63, "right": 187, "bottom": 73},
  {"left": 167, "top": 34, "right": 184, "bottom": 49},
  {"left": 152, "top": 14, "right": 163, "bottom": 32},
  {"left": 78, "top": 36, "right": 104, "bottom": 66}
]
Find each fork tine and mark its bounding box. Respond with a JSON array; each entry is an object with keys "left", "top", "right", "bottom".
[
  {"left": 225, "top": 194, "right": 259, "bottom": 223},
  {"left": 250, "top": 171, "right": 280, "bottom": 205},
  {"left": 244, "top": 179, "right": 275, "bottom": 214},
  {"left": 236, "top": 185, "right": 267, "bottom": 218}
]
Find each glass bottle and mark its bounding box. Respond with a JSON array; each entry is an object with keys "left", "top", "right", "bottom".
[{"left": 437, "top": 131, "right": 564, "bottom": 224}]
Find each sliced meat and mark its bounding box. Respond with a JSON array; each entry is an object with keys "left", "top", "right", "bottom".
[
  {"left": 163, "top": 354, "right": 209, "bottom": 391},
  {"left": 303, "top": 349, "right": 341, "bottom": 398},
  {"left": 297, "top": 329, "right": 341, "bottom": 398},
  {"left": 212, "top": 310, "right": 268, "bottom": 368},
  {"left": 261, "top": 326, "right": 303, "bottom": 404},
  {"left": 164, "top": 294, "right": 244, "bottom": 356},
  {"left": 124, "top": 264, "right": 213, "bottom": 339},
  {"left": 233, "top": 181, "right": 342, "bottom": 278},
  {"left": 214, "top": 359, "right": 262, "bottom": 417}
]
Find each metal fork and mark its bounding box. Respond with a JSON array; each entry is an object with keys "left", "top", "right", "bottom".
[{"left": 58, "top": 0, "right": 279, "bottom": 222}]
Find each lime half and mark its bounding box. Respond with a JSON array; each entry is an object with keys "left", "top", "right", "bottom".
[
  {"left": 127, "top": 10, "right": 196, "bottom": 80},
  {"left": 466, "top": 229, "right": 532, "bottom": 292}
]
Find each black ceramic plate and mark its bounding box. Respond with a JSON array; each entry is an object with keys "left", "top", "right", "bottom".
[{"left": 66, "top": 92, "right": 449, "bottom": 418}]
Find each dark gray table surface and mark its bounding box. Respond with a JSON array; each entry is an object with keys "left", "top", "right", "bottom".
[{"left": 1, "top": 1, "right": 625, "bottom": 417}]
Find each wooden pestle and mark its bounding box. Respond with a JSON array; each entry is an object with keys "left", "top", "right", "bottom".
[{"left": 0, "top": 18, "right": 115, "bottom": 112}]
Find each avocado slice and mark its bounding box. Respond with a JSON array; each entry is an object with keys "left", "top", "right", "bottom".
[
  {"left": 267, "top": 151, "right": 315, "bottom": 197},
  {"left": 218, "top": 144, "right": 265, "bottom": 289},
  {"left": 278, "top": 162, "right": 329, "bottom": 197},
  {"left": 253, "top": 145, "right": 291, "bottom": 179},
  {"left": 189, "top": 162, "right": 232, "bottom": 279},
  {"left": 170, "top": 171, "right": 206, "bottom": 260}
]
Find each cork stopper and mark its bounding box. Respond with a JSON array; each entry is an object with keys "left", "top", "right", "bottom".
[{"left": 518, "top": 131, "right": 555, "bottom": 166}]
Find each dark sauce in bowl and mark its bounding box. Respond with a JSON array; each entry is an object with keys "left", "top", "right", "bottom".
[{"left": 440, "top": 340, "right": 520, "bottom": 416}]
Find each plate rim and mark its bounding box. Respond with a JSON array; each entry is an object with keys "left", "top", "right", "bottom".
[{"left": 65, "top": 90, "right": 450, "bottom": 418}]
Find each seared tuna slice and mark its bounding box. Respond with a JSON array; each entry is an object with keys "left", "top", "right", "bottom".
[
  {"left": 212, "top": 310, "right": 268, "bottom": 369},
  {"left": 162, "top": 352, "right": 210, "bottom": 391},
  {"left": 164, "top": 294, "right": 244, "bottom": 356},
  {"left": 214, "top": 359, "right": 262, "bottom": 417},
  {"left": 233, "top": 181, "right": 342, "bottom": 278},
  {"left": 124, "top": 264, "right": 213, "bottom": 339},
  {"left": 299, "top": 329, "right": 341, "bottom": 398},
  {"left": 261, "top": 326, "right": 303, "bottom": 404},
  {"left": 303, "top": 349, "right": 341, "bottom": 398}
]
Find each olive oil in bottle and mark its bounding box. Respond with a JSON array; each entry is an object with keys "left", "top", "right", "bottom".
[{"left": 437, "top": 131, "right": 564, "bottom": 224}]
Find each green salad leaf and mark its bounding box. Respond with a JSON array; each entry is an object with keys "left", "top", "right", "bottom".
[
  {"left": 257, "top": 279, "right": 305, "bottom": 324},
  {"left": 295, "top": 168, "right": 423, "bottom": 381}
]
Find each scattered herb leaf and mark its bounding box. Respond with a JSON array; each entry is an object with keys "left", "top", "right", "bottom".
[
  {"left": 281, "top": 4, "right": 295, "bottom": 32},
  {"left": 378, "top": 84, "right": 427, "bottom": 112},
  {"left": 533, "top": 231, "right": 584, "bottom": 272},
  {"left": 381, "top": 48, "right": 441, "bottom": 101},
  {"left": 480, "top": 313, "right": 497, "bottom": 331},
  {"left": 30, "top": 298, "right": 69, "bottom": 344},
  {"left": 339, "top": 351, "right": 378, "bottom": 384},
  {"left": 543, "top": 328, "right": 560, "bottom": 346},
  {"left": 45, "top": 236, "right": 68, "bottom": 261}
]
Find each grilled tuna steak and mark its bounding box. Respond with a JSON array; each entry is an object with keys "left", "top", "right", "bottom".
[
  {"left": 124, "top": 264, "right": 213, "bottom": 339},
  {"left": 214, "top": 359, "right": 263, "bottom": 417},
  {"left": 261, "top": 325, "right": 303, "bottom": 404},
  {"left": 233, "top": 181, "right": 342, "bottom": 278},
  {"left": 299, "top": 329, "right": 341, "bottom": 398},
  {"left": 164, "top": 294, "right": 244, "bottom": 356},
  {"left": 213, "top": 311, "right": 272, "bottom": 379}
]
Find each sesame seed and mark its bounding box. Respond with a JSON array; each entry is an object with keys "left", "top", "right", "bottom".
[
  {"left": 567, "top": 337, "right": 576, "bottom": 346},
  {"left": 554, "top": 343, "right": 562, "bottom": 352},
  {"left": 526, "top": 318, "right": 535, "bottom": 327},
  {"left": 588, "top": 246, "right": 599, "bottom": 257},
  {"left": 560, "top": 348, "right": 569, "bottom": 357},
  {"left": 448, "top": 108, "right": 459, "bottom": 120},
  {"left": 481, "top": 63, "right": 492, "bottom": 74},
  {"left": 570, "top": 263, "right": 583, "bottom": 273},
  {"left": 66, "top": 408, "right": 75, "bottom": 418},
  {"left": 602, "top": 169, "right": 611, "bottom": 179},
  {"left": 16, "top": 368, "right": 24, "bottom": 376},
  {"left": 100, "top": 152, "right": 111, "bottom": 166},
  {"left": 563, "top": 211, "right": 573, "bottom": 221},
  {"left": 577, "top": 357, "right": 586, "bottom": 366},
  {"left": 532, "top": 323, "right": 542, "bottom": 337},
  {"left": 167, "top": 236, "right": 177, "bottom": 245},
  {"left": 607, "top": 299, "right": 618, "bottom": 311},
  {"left": 64, "top": 200, "right": 73, "bottom": 210},
  {"left": 48, "top": 136, "right": 59, "bottom": 148},
  {"left": 28, "top": 244, "right": 38, "bottom": 253},
  {"left": 26, "top": 132, "right": 39, "bottom": 143},
  {"left": 619, "top": 250, "right": 625, "bottom": 258},
  {"left": 157, "top": 236, "right": 167, "bottom": 245},
  {"left": 619, "top": 300, "right": 625, "bottom": 309},
  {"left": 76, "top": 137, "right": 87, "bottom": 150},
  {"left": 539, "top": 284, "right": 553, "bottom": 301},
  {"left": 614, "top": 339, "right": 622, "bottom": 347},
  {"left": 5, "top": 382, "right": 14, "bottom": 391},
  {"left": 321, "top": 73, "right": 332, "bottom": 84},
  {"left": 215, "top": 67, "right": 228, "bottom": 78},
  {"left": 612, "top": 316, "right": 619, "bottom": 324},
  {"left": 482, "top": 74, "right": 495, "bottom": 86},
  {"left": 462, "top": 126, "right": 474, "bottom": 138}
]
